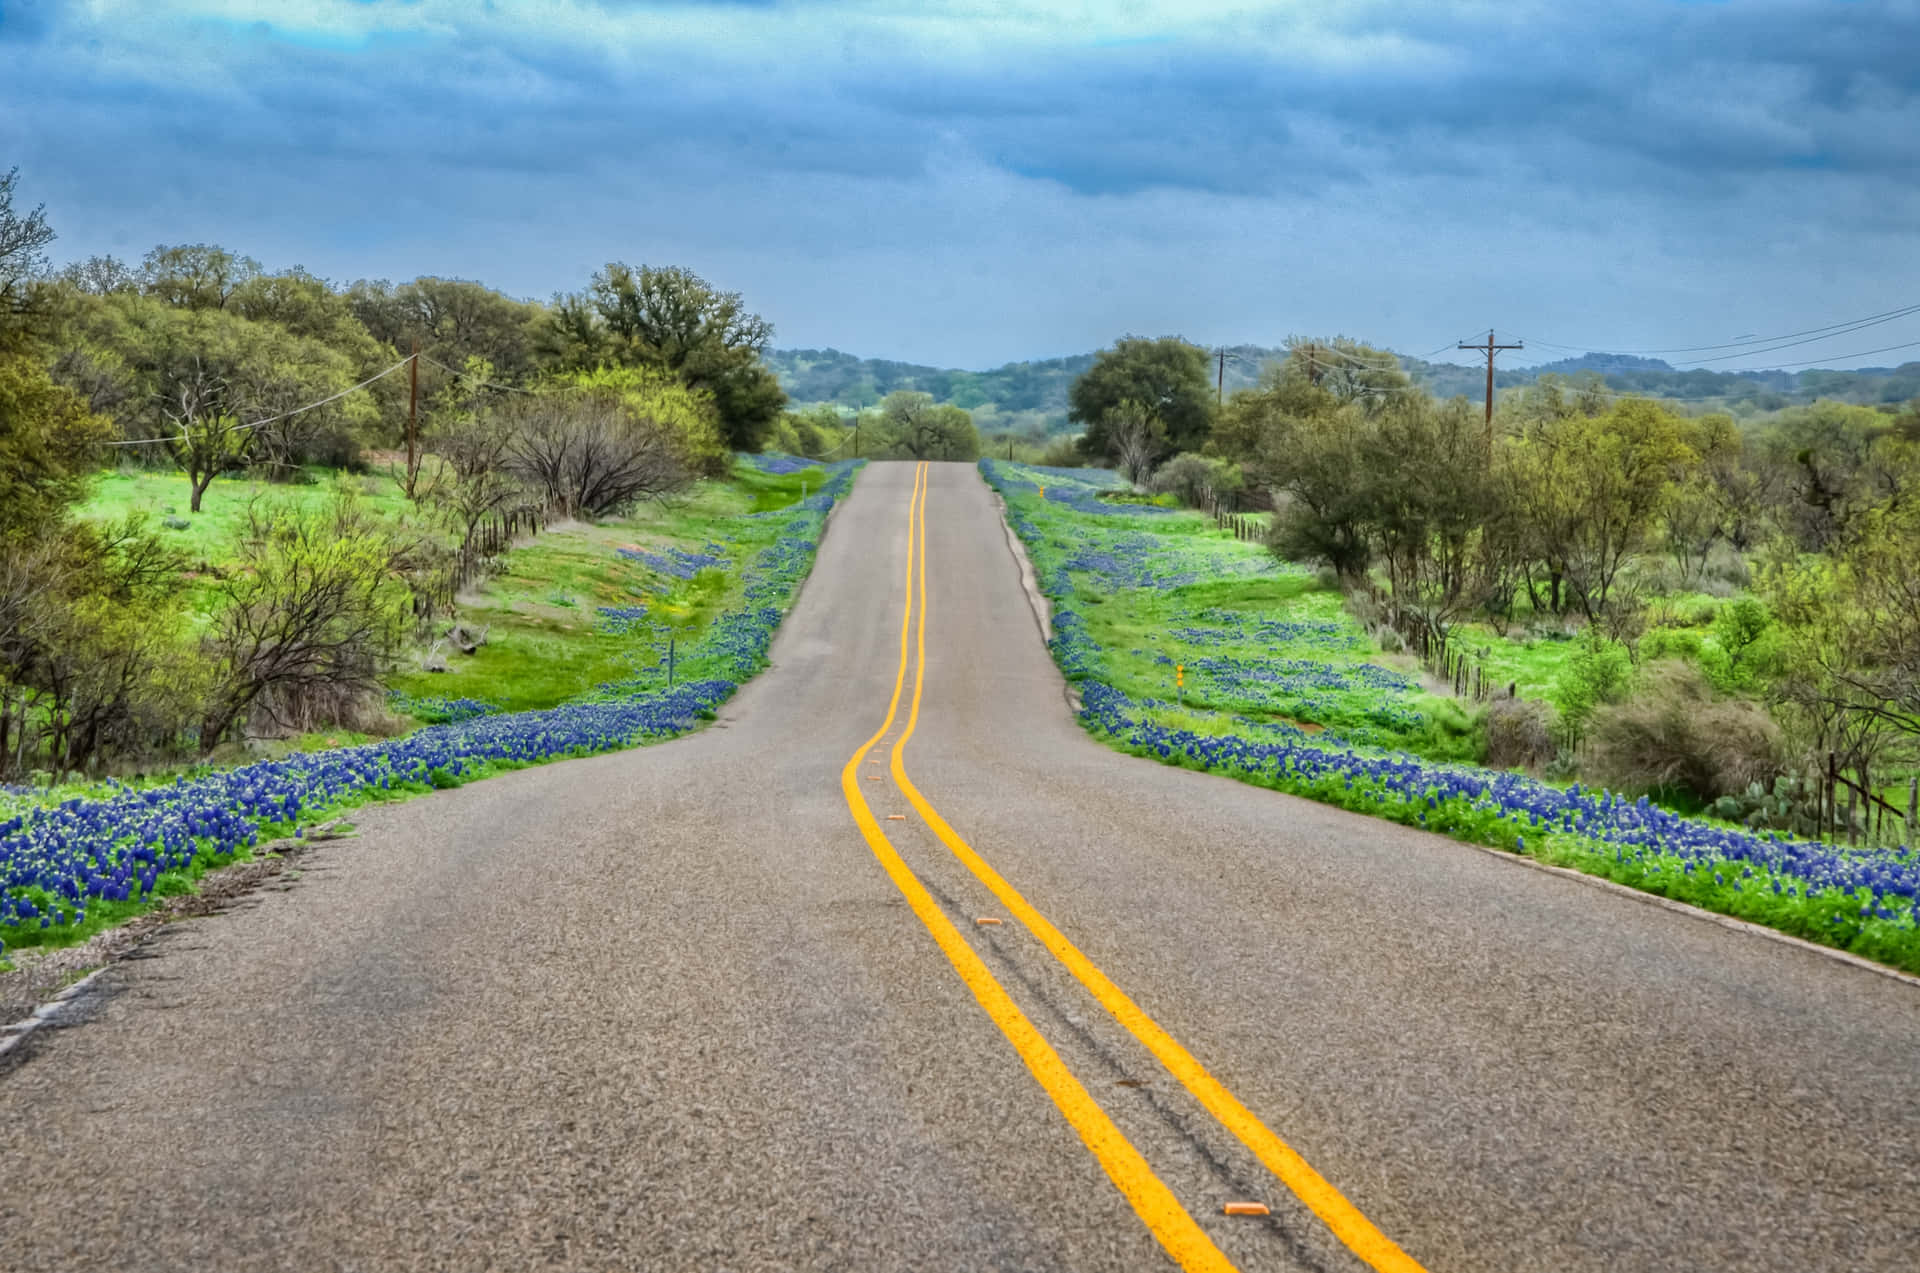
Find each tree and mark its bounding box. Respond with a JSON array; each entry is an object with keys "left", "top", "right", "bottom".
[
  {"left": 0, "top": 167, "right": 56, "bottom": 351},
  {"left": 199, "top": 493, "right": 420, "bottom": 749},
  {"left": 348, "top": 275, "right": 541, "bottom": 382},
  {"left": 873, "top": 390, "right": 978, "bottom": 460},
  {"left": 504, "top": 387, "right": 694, "bottom": 518},
  {"left": 1151, "top": 452, "right": 1242, "bottom": 509},
  {"left": 1367, "top": 395, "right": 1505, "bottom": 641},
  {"left": 140, "top": 243, "right": 261, "bottom": 310},
  {"left": 538, "top": 263, "right": 786, "bottom": 452},
  {"left": 1765, "top": 499, "right": 1920, "bottom": 771},
  {"left": 0, "top": 355, "right": 112, "bottom": 538},
  {"left": 160, "top": 359, "right": 254, "bottom": 513},
  {"left": 1068, "top": 336, "right": 1213, "bottom": 461},
  {"left": 1104, "top": 399, "right": 1161, "bottom": 486},
  {"left": 435, "top": 407, "right": 525, "bottom": 546},
  {"left": 1284, "top": 336, "right": 1413, "bottom": 413},
  {"left": 1505, "top": 398, "right": 1694, "bottom": 619},
  {"left": 1259, "top": 407, "right": 1378, "bottom": 582},
  {"left": 55, "top": 254, "right": 137, "bottom": 295}
]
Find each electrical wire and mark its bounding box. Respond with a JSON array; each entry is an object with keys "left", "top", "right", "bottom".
[
  {"left": 105, "top": 353, "right": 417, "bottom": 447},
  {"left": 1513, "top": 299, "right": 1920, "bottom": 360},
  {"left": 418, "top": 353, "right": 541, "bottom": 395}
]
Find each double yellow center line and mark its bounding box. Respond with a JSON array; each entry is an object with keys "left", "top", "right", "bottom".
[{"left": 838, "top": 462, "right": 1425, "bottom": 1273}]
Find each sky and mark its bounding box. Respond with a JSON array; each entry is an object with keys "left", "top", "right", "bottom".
[{"left": 3, "top": 0, "right": 1918, "bottom": 371}]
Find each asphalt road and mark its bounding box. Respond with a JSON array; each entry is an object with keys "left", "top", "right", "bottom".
[{"left": 4, "top": 461, "right": 1918, "bottom": 1272}]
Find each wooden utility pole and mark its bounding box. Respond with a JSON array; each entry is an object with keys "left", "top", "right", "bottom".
[
  {"left": 1216, "top": 348, "right": 1227, "bottom": 405},
  {"left": 405, "top": 339, "right": 420, "bottom": 499},
  {"left": 1300, "top": 341, "right": 1323, "bottom": 385},
  {"left": 1459, "top": 331, "right": 1522, "bottom": 449}
]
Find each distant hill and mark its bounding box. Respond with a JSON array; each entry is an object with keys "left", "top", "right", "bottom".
[{"left": 767, "top": 344, "right": 1920, "bottom": 433}]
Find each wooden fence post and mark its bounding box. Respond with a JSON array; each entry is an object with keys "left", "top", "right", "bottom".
[{"left": 1907, "top": 776, "right": 1917, "bottom": 849}]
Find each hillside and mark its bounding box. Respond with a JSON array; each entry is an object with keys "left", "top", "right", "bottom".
[{"left": 770, "top": 344, "right": 1920, "bottom": 430}]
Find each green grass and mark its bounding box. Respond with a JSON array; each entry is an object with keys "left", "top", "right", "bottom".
[
  {"left": 1001, "top": 482, "right": 1482, "bottom": 762},
  {"left": 386, "top": 460, "right": 829, "bottom": 714}
]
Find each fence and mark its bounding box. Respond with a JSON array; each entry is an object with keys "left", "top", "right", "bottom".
[
  {"left": 1411, "top": 626, "right": 1505, "bottom": 703},
  {"left": 410, "top": 503, "right": 550, "bottom": 633},
  {"left": 1212, "top": 505, "right": 1262, "bottom": 542},
  {"left": 1821, "top": 752, "right": 1919, "bottom": 849}
]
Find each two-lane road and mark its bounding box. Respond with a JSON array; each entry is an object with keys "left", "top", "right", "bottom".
[{"left": 4, "top": 461, "right": 1917, "bottom": 1271}]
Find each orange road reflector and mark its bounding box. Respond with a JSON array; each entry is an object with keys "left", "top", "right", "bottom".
[
  {"left": 1223, "top": 1202, "right": 1271, "bottom": 1217},
  {"left": 975, "top": 917, "right": 1003, "bottom": 926},
  {"left": 886, "top": 814, "right": 906, "bottom": 821},
  {"left": 866, "top": 775, "right": 882, "bottom": 781}
]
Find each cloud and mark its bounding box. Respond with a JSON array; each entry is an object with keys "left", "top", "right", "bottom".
[{"left": 3, "top": 0, "right": 1916, "bottom": 366}]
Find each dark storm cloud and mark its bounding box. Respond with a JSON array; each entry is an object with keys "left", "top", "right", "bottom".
[{"left": 1, "top": 1, "right": 1914, "bottom": 365}]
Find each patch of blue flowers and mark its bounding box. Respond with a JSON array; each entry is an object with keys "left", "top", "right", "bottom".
[
  {"left": 595, "top": 605, "right": 651, "bottom": 635},
  {"left": 980, "top": 458, "right": 1175, "bottom": 517},
  {"left": 984, "top": 455, "right": 1918, "bottom": 962},
  {"left": 0, "top": 463, "right": 861, "bottom": 952},
  {"left": 1077, "top": 680, "right": 1918, "bottom": 928},
  {"left": 617, "top": 544, "right": 732, "bottom": 580},
  {"left": 740, "top": 452, "right": 818, "bottom": 475}
]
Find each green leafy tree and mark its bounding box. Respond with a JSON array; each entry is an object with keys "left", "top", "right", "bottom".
[
  {"left": 1505, "top": 397, "right": 1695, "bottom": 619},
  {"left": 140, "top": 243, "right": 261, "bottom": 311},
  {"left": 1069, "top": 336, "right": 1213, "bottom": 461},
  {"left": 0, "top": 355, "right": 112, "bottom": 539},
  {"left": 1259, "top": 407, "right": 1377, "bottom": 582},
  {"left": 872, "top": 391, "right": 979, "bottom": 460},
  {"left": 538, "top": 263, "right": 786, "bottom": 452}
]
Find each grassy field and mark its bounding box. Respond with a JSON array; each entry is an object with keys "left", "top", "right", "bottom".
[
  {"left": 988, "top": 461, "right": 1479, "bottom": 761},
  {"left": 74, "top": 461, "right": 829, "bottom": 720},
  {"left": 1, "top": 456, "right": 855, "bottom": 963},
  {"left": 981, "top": 459, "right": 1920, "bottom": 975}
]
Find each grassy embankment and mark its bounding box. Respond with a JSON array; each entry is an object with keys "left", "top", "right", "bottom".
[
  {"left": 0, "top": 457, "right": 852, "bottom": 964},
  {"left": 981, "top": 459, "right": 1920, "bottom": 976}
]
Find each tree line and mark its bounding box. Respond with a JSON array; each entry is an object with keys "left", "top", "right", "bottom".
[
  {"left": 0, "top": 167, "right": 796, "bottom": 779},
  {"left": 1068, "top": 332, "right": 1920, "bottom": 830}
]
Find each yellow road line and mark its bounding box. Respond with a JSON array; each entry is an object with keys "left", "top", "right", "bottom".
[
  {"left": 889, "top": 467, "right": 1427, "bottom": 1273},
  {"left": 839, "top": 463, "right": 1235, "bottom": 1273}
]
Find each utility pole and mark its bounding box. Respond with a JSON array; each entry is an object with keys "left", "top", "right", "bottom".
[
  {"left": 405, "top": 339, "right": 420, "bottom": 500},
  {"left": 1216, "top": 347, "right": 1227, "bottom": 406},
  {"left": 1459, "top": 330, "right": 1522, "bottom": 450}
]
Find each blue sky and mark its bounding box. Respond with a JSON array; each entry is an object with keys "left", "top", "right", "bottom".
[{"left": 3, "top": 0, "right": 1917, "bottom": 369}]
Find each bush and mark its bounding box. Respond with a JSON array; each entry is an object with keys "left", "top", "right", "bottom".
[
  {"left": 198, "top": 493, "right": 421, "bottom": 750},
  {"left": 1150, "top": 452, "right": 1243, "bottom": 509},
  {"left": 1587, "top": 661, "right": 1781, "bottom": 804},
  {"left": 504, "top": 389, "right": 693, "bottom": 518},
  {"left": 1483, "top": 696, "right": 1556, "bottom": 771},
  {"left": 1549, "top": 629, "right": 1632, "bottom": 746},
  {"left": 1038, "top": 436, "right": 1084, "bottom": 468}
]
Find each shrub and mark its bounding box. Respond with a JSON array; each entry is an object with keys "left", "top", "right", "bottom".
[
  {"left": 1150, "top": 453, "right": 1243, "bottom": 509},
  {"left": 199, "top": 493, "right": 421, "bottom": 750},
  {"left": 504, "top": 389, "right": 694, "bottom": 518},
  {"left": 1038, "top": 436, "right": 1083, "bottom": 468},
  {"left": 1587, "top": 661, "right": 1781, "bottom": 804},
  {"left": 1483, "top": 696, "right": 1556, "bottom": 771},
  {"left": 1549, "top": 629, "right": 1632, "bottom": 747}
]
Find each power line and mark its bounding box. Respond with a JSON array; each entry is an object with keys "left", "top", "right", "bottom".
[
  {"left": 418, "top": 353, "right": 541, "bottom": 395},
  {"left": 1740, "top": 335, "right": 1920, "bottom": 371},
  {"left": 1670, "top": 312, "right": 1920, "bottom": 366},
  {"left": 105, "top": 353, "right": 417, "bottom": 447},
  {"left": 1516, "top": 299, "right": 1920, "bottom": 359}
]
